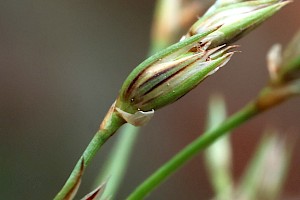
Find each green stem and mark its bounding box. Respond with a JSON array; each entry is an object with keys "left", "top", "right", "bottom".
[
  {"left": 127, "top": 102, "right": 259, "bottom": 200},
  {"left": 54, "top": 108, "right": 125, "bottom": 200},
  {"left": 95, "top": 124, "right": 139, "bottom": 199}
]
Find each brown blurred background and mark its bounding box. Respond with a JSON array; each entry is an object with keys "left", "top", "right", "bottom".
[{"left": 0, "top": 1, "right": 299, "bottom": 199}]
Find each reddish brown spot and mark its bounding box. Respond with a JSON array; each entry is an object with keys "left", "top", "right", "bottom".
[
  {"left": 189, "top": 46, "right": 198, "bottom": 52},
  {"left": 124, "top": 67, "right": 148, "bottom": 99},
  {"left": 84, "top": 189, "right": 100, "bottom": 200},
  {"left": 140, "top": 58, "right": 199, "bottom": 107},
  {"left": 99, "top": 102, "right": 116, "bottom": 130}
]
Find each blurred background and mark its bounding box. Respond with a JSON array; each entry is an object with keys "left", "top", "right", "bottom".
[{"left": 0, "top": 0, "right": 299, "bottom": 199}]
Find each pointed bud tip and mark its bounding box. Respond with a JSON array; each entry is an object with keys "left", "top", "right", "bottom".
[
  {"left": 116, "top": 30, "right": 238, "bottom": 125},
  {"left": 221, "top": 52, "right": 235, "bottom": 65},
  {"left": 272, "top": 0, "right": 293, "bottom": 10},
  {"left": 80, "top": 181, "right": 107, "bottom": 200}
]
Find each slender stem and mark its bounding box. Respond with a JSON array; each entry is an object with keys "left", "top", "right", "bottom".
[
  {"left": 54, "top": 105, "right": 125, "bottom": 200},
  {"left": 94, "top": 124, "right": 139, "bottom": 199},
  {"left": 127, "top": 102, "right": 259, "bottom": 200}
]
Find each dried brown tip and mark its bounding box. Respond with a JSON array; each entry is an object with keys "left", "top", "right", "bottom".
[
  {"left": 80, "top": 181, "right": 107, "bottom": 200},
  {"left": 64, "top": 158, "right": 85, "bottom": 200}
]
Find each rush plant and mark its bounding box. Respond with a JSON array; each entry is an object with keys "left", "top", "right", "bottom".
[{"left": 54, "top": 1, "right": 298, "bottom": 199}]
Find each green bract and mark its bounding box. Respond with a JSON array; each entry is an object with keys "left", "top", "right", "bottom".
[
  {"left": 279, "top": 30, "right": 300, "bottom": 83},
  {"left": 183, "top": 0, "right": 290, "bottom": 48},
  {"left": 267, "top": 29, "right": 300, "bottom": 98},
  {"left": 115, "top": 28, "right": 235, "bottom": 126}
]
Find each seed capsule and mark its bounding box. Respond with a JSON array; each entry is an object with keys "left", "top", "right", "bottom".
[{"left": 115, "top": 28, "right": 236, "bottom": 126}]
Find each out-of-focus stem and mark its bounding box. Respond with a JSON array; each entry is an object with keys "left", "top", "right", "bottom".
[
  {"left": 150, "top": 0, "right": 180, "bottom": 53},
  {"left": 150, "top": 0, "right": 204, "bottom": 54},
  {"left": 205, "top": 95, "right": 233, "bottom": 199},
  {"left": 95, "top": 124, "right": 139, "bottom": 200},
  {"left": 127, "top": 101, "right": 259, "bottom": 200},
  {"left": 127, "top": 84, "right": 296, "bottom": 199}
]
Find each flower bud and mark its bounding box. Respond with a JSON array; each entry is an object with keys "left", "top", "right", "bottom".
[
  {"left": 115, "top": 28, "right": 236, "bottom": 126},
  {"left": 277, "top": 29, "right": 300, "bottom": 84},
  {"left": 182, "top": 0, "right": 290, "bottom": 48},
  {"left": 266, "top": 29, "right": 300, "bottom": 95}
]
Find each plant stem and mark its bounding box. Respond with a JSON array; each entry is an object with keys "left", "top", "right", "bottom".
[
  {"left": 54, "top": 104, "right": 125, "bottom": 200},
  {"left": 94, "top": 124, "right": 139, "bottom": 199},
  {"left": 204, "top": 95, "right": 233, "bottom": 199},
  {"left": 127, "top": 101, "right": 259, "bottom": 200}
]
